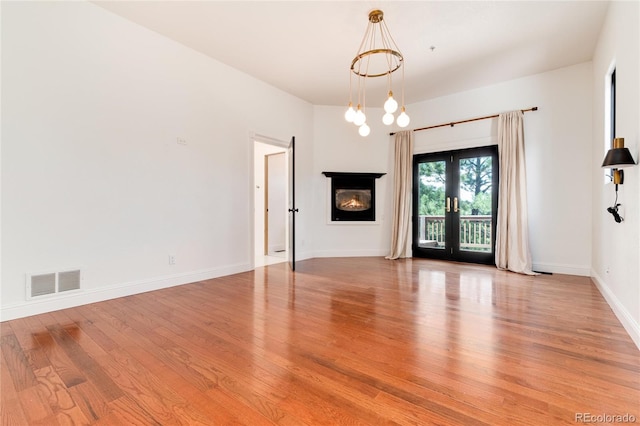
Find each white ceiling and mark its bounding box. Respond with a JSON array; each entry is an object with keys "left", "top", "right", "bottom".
[{"left": 93, "top": 1, "right": 609, "bottom": 107}]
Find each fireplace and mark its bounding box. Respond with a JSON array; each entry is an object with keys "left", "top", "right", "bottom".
[{"left": 322, "top": 172, "right": 385, "bottom": 221}]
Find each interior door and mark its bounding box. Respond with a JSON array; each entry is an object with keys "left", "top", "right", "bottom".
[
  {"left": 413, "top": 145, "right": 498, "bottom": 265},
  {"left": 288, "top": 136, "right": 298, "bottom": 271}
]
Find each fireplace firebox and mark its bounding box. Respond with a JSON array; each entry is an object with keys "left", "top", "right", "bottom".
[{"left": 322, "top": 172, "right": 385, "bottom": 221}]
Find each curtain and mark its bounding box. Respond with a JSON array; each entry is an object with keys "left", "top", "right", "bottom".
[
  {"left": 495, "top": 111, "right": 536, "bottom": 275},
  {"left": 386, "top": 130, "right": 414, "bottom": 260}
]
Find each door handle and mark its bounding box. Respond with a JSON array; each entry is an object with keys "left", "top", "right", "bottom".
[
  {"left": 288, "top": 208, "right": 299, "bottom": 213},
  {"left": 453, "top": 197, "right": 458, "bottom": 213},
  {"left": 446, "top": 197, "right": 451, "bottom": 213}
]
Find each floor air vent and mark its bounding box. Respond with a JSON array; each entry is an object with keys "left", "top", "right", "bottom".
[{"left": 27, "top": 269, "right": 81, "bottom": 299}]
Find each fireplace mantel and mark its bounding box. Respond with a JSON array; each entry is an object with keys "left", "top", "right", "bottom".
[
  {"left": 322, "top": 172, "right": 386, "bottom": 222},
  {"left": 322, "top": 172, "right": 386, "bottom": 179}
]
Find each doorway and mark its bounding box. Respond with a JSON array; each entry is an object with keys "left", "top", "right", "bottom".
[
  {"left": 412, "top": 145, "right": 498, "bottom": 265},
  {"left": 265, "top": 152, "right": 287, "bottom": 257},
  {"left": 254, "top": 140, "right": 288, "bottom": 267}
]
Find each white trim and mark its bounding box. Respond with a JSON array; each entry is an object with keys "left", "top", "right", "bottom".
[
  {"left": 250, "top": 132, "right": 290, "bottom": 148},
  {"left": 294, "top": 250, "right": 313, "bottom": 262},
  {"left": 591, "top": 269, "right": 640, "bottom": 350},
  {"left": 0, "top": 262, "right": 251, "bottom": 322},
  {"left": 249, "top": 131, "right": 292, "bottom": 271},
  {"left": 248, "top": 135, "right": 257, "bottom": 270},
  {"left": 531, "top": 262, "right": 591, "bottom": 276},
  {"left": 313, "top": 249, "right": 388, "bottom": 258}
]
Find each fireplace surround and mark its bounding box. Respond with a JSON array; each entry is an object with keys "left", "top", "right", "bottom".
[{"left": 322, "top": 172, "right": 385, "bottom": 221}]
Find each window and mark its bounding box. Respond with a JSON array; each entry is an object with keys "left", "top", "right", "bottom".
[
  {"left": 604, "top": 67, "right": 616, "bottom": 182},
  {"left": 611, "top": 68, "right": 616, "bottom": 141}
]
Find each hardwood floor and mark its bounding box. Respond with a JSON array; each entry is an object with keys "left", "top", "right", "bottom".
[{"left": 1, "top": 257, "right": 638, "bottom": 425}]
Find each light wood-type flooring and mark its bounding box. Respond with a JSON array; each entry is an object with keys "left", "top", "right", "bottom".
[{"left": 1, "top": 257, "right": 638, "bottom": 425}]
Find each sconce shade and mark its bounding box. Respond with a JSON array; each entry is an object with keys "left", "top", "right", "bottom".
[
  {"left": 601, "top": 148, "right": 635, "bottom": 168},
  {"left": 602, "top": 137, "right": 636, "bottom": 168}
]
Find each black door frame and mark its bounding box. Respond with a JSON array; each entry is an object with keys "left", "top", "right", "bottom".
[{"left": 412, "top": 145, "right": 499, "bottom": 265}]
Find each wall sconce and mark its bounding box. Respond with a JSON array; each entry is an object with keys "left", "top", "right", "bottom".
[{"left": 601, "top": 137, "right": 636, "bottom": 222}]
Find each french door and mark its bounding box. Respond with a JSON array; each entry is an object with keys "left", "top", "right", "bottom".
[{"left": 412, "top": 146, "right": 498, "bottom": 265}]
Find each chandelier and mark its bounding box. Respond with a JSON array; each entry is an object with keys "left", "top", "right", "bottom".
[{"left": 345, "top": 10, "right": 410, "bottom": 136}]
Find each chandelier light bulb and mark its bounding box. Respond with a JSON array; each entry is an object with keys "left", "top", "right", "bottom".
[
  {"left": 382, "top": 112, "right": 394, "bottom": 125},
  {"left": 354, "top": 105, "right": 366, "bottom": 126},
  {"left": 358, "top": 123, "right": 371, "bottom": 137},
  {"left": 384, "top": 92, "right": 398, "bottom": 114},
  {"left": 344, "top": 103, "right": 356, "bottom": 122},
  {"left": 397, "top": 107, "right": 410, "bottom": 128}
]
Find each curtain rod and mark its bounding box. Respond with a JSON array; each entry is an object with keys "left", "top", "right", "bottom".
[{"left": 389, "top": 107, "right": 538, "bottom": 136}]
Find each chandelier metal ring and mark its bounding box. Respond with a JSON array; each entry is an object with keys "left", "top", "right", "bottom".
[{"left": 350, "top": 49, "right": 404, "bottom": 78}]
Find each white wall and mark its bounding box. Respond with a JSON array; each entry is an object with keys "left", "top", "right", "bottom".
[
  {"left": 312, "top": 63, "right": 593, "bottom": 275},
  {"left": 408, "top": 63, "right": 593, "bottom": 276},
  {"left": 591, "top": 0, "right": 640, "bottom": 348},
  {"left": 311, "top": 105, "right": 394, "bottom": 257},
  {"left": 1, "top": 2, "right": 314, "bottom": 320}
]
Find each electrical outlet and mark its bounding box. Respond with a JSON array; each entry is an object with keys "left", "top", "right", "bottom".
[{"left": 169, "top": 254, "right": 176, "bottom": 265}]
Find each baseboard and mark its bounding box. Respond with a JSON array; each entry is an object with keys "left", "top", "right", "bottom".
[
  {"left": 591, "top": 269, "right": 640, "bottom": 350},
  {"left": 312, "top": 248, "right": 388, "bottom": 258},
  {"left": 532, "top": 262, "right": 591, "bottom": 276},
  {"left": 294, "top": 250, "right": 314, "bottom": 262},
  {"left": 0, "top": 262, "right": 252, "bottom": 322}
]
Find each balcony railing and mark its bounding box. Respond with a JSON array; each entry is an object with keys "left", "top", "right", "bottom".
[{"left": 418, "top": 215, "right": 492, "bottom": 251}]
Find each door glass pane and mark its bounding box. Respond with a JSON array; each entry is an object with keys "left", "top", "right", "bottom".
[
  {"left": 458, "top": 156, "right": 492, "bottom": 252},
  {"left": 417, "top": 161, "right": 446, "bottom": 249}
]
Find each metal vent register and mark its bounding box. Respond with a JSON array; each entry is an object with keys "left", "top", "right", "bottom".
[{"left": 27, "top": 269, "right": 81, "bottom": 299}]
